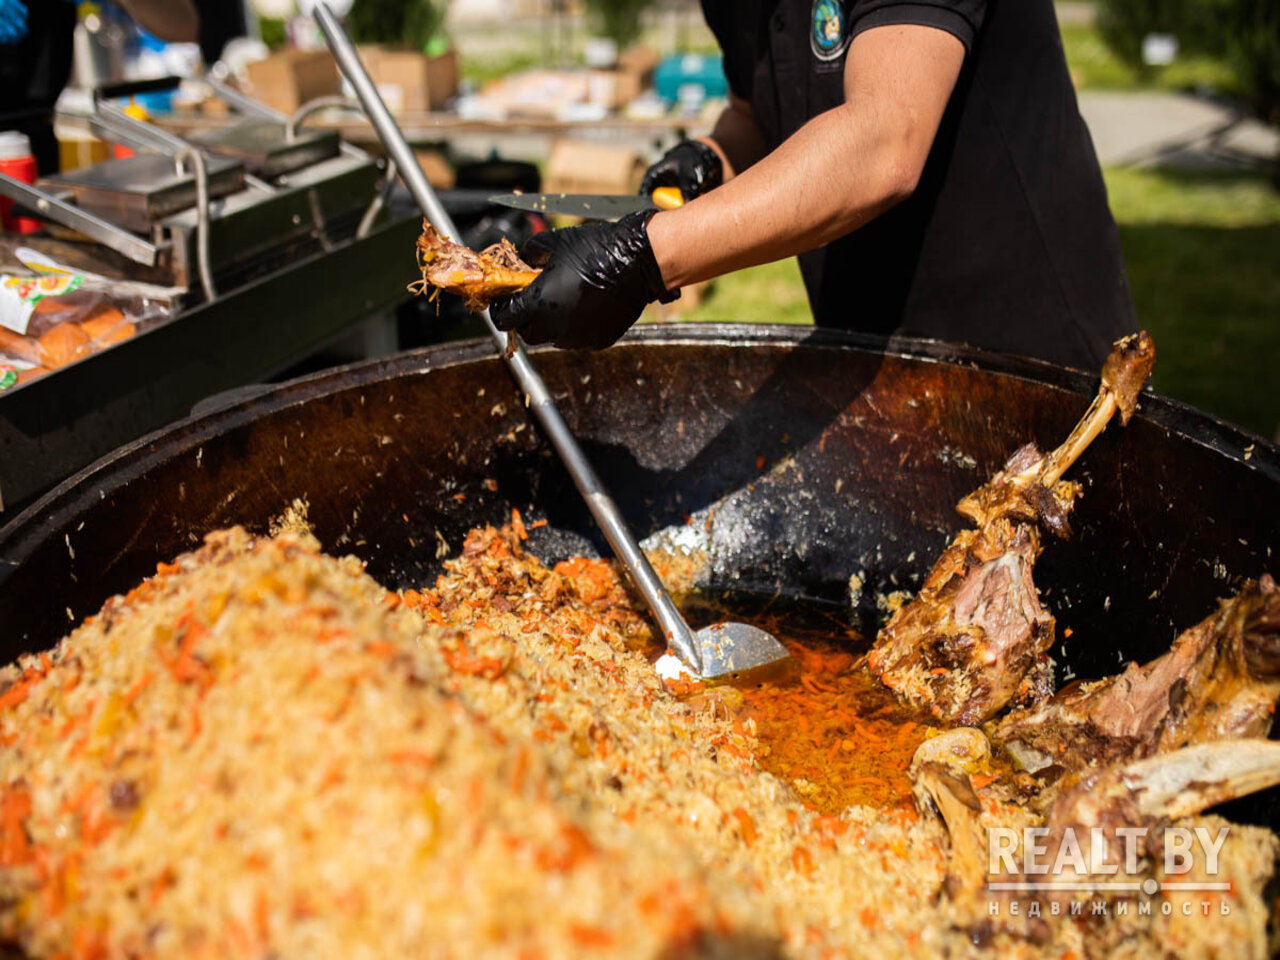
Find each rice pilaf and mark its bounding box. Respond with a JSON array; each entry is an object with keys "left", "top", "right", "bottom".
[{"left": 0, "top": 522, "right": 1274, "bottom": 958}]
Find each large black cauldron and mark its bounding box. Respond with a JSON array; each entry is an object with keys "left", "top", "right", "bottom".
[{"left": 2, "top": 324, "right": 1277, "bottom": 815}]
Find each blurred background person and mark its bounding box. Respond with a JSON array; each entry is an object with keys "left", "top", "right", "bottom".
[{"left": 0, "top": 0, "right": 198, "bottom": 174}]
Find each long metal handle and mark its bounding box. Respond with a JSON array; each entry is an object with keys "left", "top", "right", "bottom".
[
  {"left": 92, "top": 99, "right": 193, "bottom": 161},
  {"left": 208, "top": 77, "right": 286, "bottom": 121},
  {"left": 207, "top": 77, "right": 367, "bottom": 160},
  {"left": 313, "top": 4, "right": 701, "bottom": 670},
  {"left": 175, "top": 148, "right": 217, "bottom": 303},
  {"left": 0, "top": 172, "right": 159, "bottom": 267}
]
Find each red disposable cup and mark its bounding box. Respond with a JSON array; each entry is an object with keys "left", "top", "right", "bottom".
[{"left": 0, "top": 131, "right": 41, "bottom": 235}]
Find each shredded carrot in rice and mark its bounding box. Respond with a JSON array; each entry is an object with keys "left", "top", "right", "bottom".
[{"left": 0, "top": 519, "right": 1273, "bottom": 959}]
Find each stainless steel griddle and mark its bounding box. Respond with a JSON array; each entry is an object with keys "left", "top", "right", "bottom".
[
  {"left": 40, "top": 152, "right": 246, "bottom": 233},
  {"left": 0, "top": 77, "right": 416, "bottom": 508},
  {"left": 188, "top": 118, "right": 341, "bottom": 181}
]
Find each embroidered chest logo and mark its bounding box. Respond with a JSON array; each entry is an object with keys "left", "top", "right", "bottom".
[{"left": 810, "top": 0, "right": 850, "bottom": 62}]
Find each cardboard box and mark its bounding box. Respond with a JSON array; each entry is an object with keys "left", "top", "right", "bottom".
[
  {"left": 586, "top": 69, "right": 643, "bottom": 110},
  {"left": 617, "top": 44, "right": 661, "bottom": 88},
  {"left": 473, "top": 70, "right": 588, "bottom": 121},
  {"left": 245, "top": 49, "right": 341, "bottom": 114},
  {"left": 543, "top": 139, "right": 646, "bottom": 196},
  {"left": 364, "top": 47, "right": 459, "bottom": 113},
  {"left": 414, "top": 148, "right": 456, "bottom": 189},
  {"left": 584, "top": 45, "right": 660, "bottom": 110}
]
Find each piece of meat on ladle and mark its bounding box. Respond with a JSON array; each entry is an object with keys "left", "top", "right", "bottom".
[
  {"left": 409, "top": 221, "right": 542, "bottom": 357},
  {"left": 994, "top": 574, "right": 1280, "bottom": 777},
  {"left": 867, "top": 332, "right": 1157, "bottom": 726}
]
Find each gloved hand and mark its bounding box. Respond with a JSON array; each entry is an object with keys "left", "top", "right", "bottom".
[
  {"left": 490, "top": 211, "right": 678, "bottom": 350},
  {"left": 0, "top": 0, "right": 28, "bottom": 45},
  {"left": 639, "top": 140, "right": 723, "bottom": 202}
]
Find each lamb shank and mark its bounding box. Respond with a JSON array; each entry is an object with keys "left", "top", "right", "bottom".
[
  {"left": 914, "top": 731, "right": 1280, "bottom": 913},
  {"left": 911, "top": 578, "right": 1280, "bottom": 930},
  {"left": 994, "top": 574, "right": 1280, "bottom": 776},
  {"left": 867, "top": 332, "right": 1157, "bottom": 725}
]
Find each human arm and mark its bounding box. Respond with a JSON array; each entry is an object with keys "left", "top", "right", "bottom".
[
  {"left": 647, "top": 23, "right": 965, "bottom": 289},
  {"left": 115, "top": 0, "right": 199, "bottom": 43},
  {"left": 705, "top": 93, "right": 769, "bottom": 180},
  {"left": 492, "top": 22, "right": 967, "bottom": 349},
  {"left": 638, "top": 94, "right": 767, "bottom": 201}
]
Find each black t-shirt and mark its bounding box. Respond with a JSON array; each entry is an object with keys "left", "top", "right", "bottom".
[{"left": 701, "top": 0, "right": 1135, "bottom": 369}]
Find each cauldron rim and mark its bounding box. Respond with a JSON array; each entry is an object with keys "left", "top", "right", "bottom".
[{"left": 2, "top": 323, "right": 1276, "bottom": 567}]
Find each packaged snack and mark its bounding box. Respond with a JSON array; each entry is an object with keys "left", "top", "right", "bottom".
[
  {"left": 79, "top": 307, "right": 137, "bottom": 348},
  {"left": 34, "top": 321, "right": 94, "bottom": 368},
  {"left": 0, "top": 356, "right": 42, "bottom": 393},
  {"left": 0, "top": 263, "right": 173, "bottom": 379}
]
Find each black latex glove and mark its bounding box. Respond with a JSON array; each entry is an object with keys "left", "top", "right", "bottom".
[
  {"left": 490, "top": 212, "right": 677, "bottom": 350},
  {"left": 639, "top": 140, "right": 723, "bottom": 201}
]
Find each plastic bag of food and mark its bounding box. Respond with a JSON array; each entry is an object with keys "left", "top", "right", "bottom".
[
  {"left": 0, "top": 270, "right": 173, "bottom": 384},
  {"left": 0, "top": 356, "right": 43, "bottom": 392}
]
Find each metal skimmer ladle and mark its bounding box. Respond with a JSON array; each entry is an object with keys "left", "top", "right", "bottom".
[{"left": 313, "top": 4, "right": 792, "bottom": 682}]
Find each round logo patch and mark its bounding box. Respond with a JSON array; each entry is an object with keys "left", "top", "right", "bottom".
[{"left": 810, "top": 0, "right": 850, "bottom": 62}]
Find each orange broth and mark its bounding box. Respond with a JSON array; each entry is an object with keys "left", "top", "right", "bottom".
[{"left": 677, "top": 595, "right": 930, "bottom": 815}]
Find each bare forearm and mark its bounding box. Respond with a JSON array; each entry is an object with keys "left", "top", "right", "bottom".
[
  {"left": 650, "top": 103, "right": 915, "bottom": 288},
  {"left": 648, "top": 24, "right": 963, "bottom": 290},
  {"left": 116, "top": 0, "right": 199, "bottom": 42},
  {"left": 703, "top": 95, "right": 768, "bottom": 180}
]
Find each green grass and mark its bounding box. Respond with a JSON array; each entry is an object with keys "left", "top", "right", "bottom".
[
  {"left": 1103, "top": 166, "right": 1280, "bottom": 227},
  {"left": 677, "top": 259, "right": 813, "bottom": 326},
  {"left": 675, "top": 167, "right": 1280, "bottom": 439},
  {"left": 1059, "top": 23, "right": 1238, "bottom": 94},
  {"left": 459, "top": 51, "right": 542, "bottom": 87},
  {"left": 1104, "top": 168, "right": 1280, "bottom": 439}
]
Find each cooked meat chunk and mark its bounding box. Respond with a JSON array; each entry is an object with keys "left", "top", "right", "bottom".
[
  {"left": 411, "top": 221, "right": 541, "bottom": 311},
  {"left": 868, "top": 333, "right": 1156, "bottom": 726},
  {"left": 995, "top": 575, "right": 1280, "bottom": 776}
]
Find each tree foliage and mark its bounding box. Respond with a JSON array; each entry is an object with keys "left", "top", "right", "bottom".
[
  {"left": 1203, "top": 0, "right": 1279, "bottom": 124},
  {"left": 1096, "top": 0, "right": 1182, "bottom": 80},
  {"left": 1097, "top": 0, "right": 1279, "bottom": 122},
  {"left": 346, "top": 0, "right": 449, "bottom": 52},
  {"left": 583, "top": 0, "right": 656, "bottom": 49}
]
